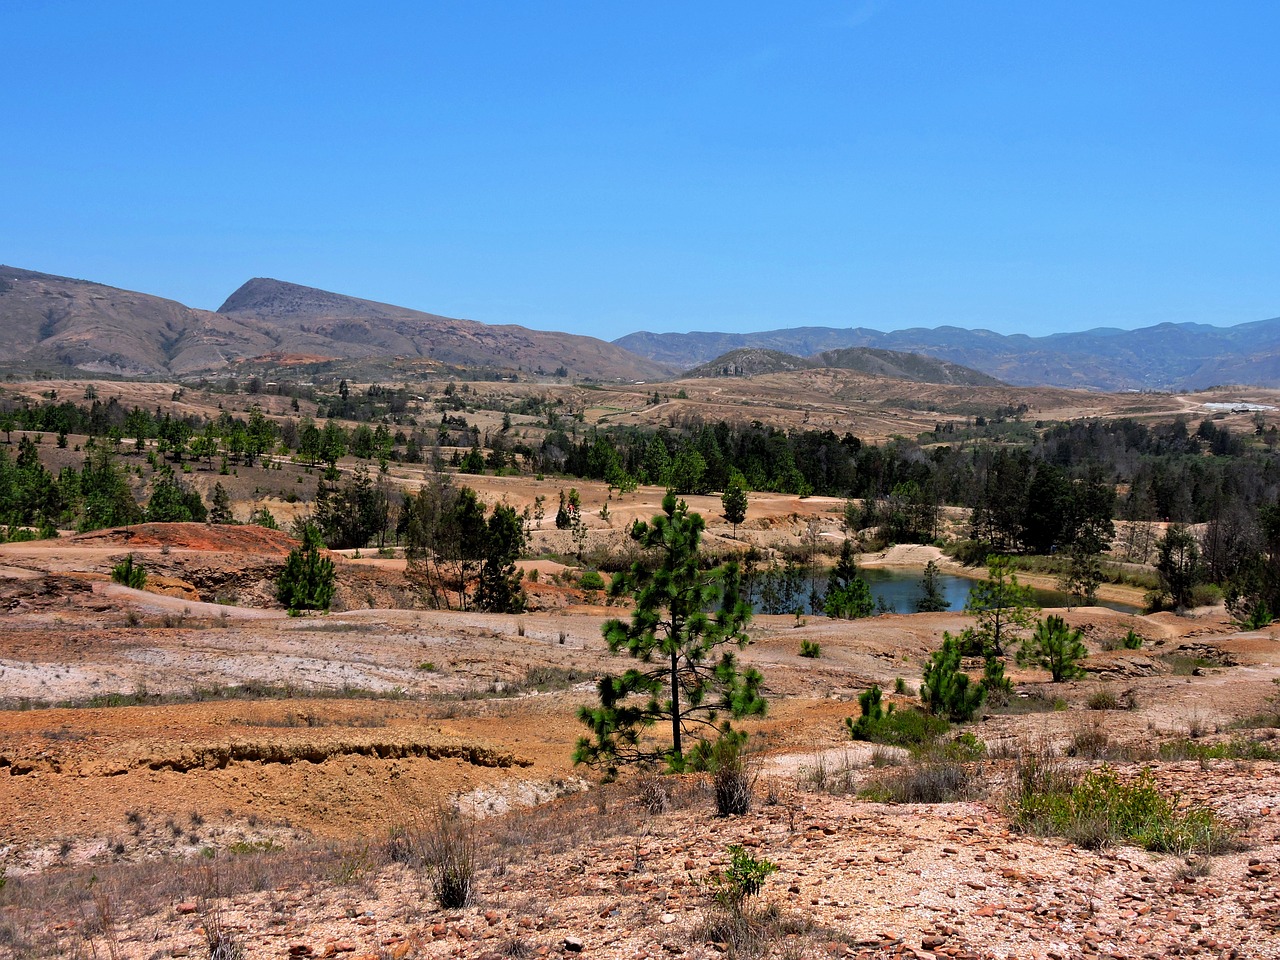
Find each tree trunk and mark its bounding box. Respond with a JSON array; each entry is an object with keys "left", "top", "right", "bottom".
[{"left": 670, "top": 650, "right": 681, "bottom": 759}]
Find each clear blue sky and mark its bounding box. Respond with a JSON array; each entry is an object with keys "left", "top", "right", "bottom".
[{"left": 3, "top": 1, "right": 1277, "bottom": 338}]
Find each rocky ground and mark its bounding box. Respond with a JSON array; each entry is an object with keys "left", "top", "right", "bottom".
[{"left": 2, "top": 521, "right": 1279, "bottom": 959}]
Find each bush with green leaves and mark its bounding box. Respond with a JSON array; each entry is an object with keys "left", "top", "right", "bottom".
[
  {"left": 1017, "top": 614, "right": 1088, "bottom": 682},
  {"left": 1009, "top": 763, "right": 1234, "bottom": 854},
  {"left": 920, "top": 632, "right": 986, "bottom": 722},
  {"left": 846, "top": 685, "right": 950, "bottom": 748},
  {"left": 111, "top": 553, "right": 147, "bottom": 590},
  {"left": 707, "top": 845, "right": 777, "bottom": 911},
  {"left": 276, "top": 524, "right": 336, "bottom": 614},
  {"left": 798, "top": 638, "right": 821, "bottom": 658},
  {"left": 699, "top": 843, "right": 781, "bottom": 957}
]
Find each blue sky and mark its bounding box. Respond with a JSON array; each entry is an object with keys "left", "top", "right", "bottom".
[{"left": 3, "top": 2, "right": 1277, "bottom": 338}]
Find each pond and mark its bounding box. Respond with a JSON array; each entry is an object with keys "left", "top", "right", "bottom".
[{"left": 751, "top": 566, "right": 1141, "bottom": 615}]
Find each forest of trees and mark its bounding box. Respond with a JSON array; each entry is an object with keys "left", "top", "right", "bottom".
[{"left": 3, "top": 388, "right": 1279, "bottom": 621}]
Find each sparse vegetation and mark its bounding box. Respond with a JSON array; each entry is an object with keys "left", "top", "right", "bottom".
[
  {"left": 110, "top": 553, "right": 146, "bottom": 589},
  {"left": 412, "top": 806, "right": 477, "bottom": 909},
  {"left": 1009, "top": 760, "right": 1236, "bottom": 854},
  {"left": 862, "top": 756, "right": 983, "bottom": 804}
]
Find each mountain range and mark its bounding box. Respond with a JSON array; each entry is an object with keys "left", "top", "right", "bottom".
[
  {"left": 2, "top": 264, "right": 1278, "bottom": 390},
  {"left": 615, "top": 318, "right": 1280, "bottom": 391},
  {"left": 0, "top": 267, "right": 670, "bottom": 382},
  {"left": 683, "top": 347, "right": 1001, "bottom": 386}
]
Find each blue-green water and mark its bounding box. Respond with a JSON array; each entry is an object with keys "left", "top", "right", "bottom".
[{"left": 805, "top": 567, "right": 1139, "bottom": 615}]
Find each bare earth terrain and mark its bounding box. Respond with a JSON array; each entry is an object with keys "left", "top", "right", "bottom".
[
  {"left": 2, "top": 500, "right": 1279, "bottom": 960},
  {"left": 1, "top": 377, "right": 1280, "bottom": 957}
]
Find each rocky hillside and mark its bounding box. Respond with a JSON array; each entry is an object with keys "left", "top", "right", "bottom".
[
  {"left": 0, "top": 266, "right": 272, "bottom": 377},
  {"left": 0, "top": 266, "right": 672, "bottom": 382},
  {"left": 684, "top": 348, "right": 814, "bottom": 378},
  {"left": 815, "top": 347, "right": 1003, "bottom": 385},
  {"left": 217, "top": 278, "right": 673, "bottom": 381},
  {"left": 685, "top": 346, "right": 1001, "bottom": 385}
]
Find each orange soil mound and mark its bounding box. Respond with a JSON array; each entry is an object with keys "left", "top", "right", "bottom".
[{"left": 70, "top": 522, "right": 299, "bottom": 556}]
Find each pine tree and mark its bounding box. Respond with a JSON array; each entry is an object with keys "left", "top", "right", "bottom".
[
  {"left": 722, "top": 477, "right": 748, "bottom": 539},
  {"left": 914, "top": 559, "right": 949, "bottom": 612},
  {"left": 823, "top": 539, "right": 873, "bottom": 619},
  {"left": 276, "top": 524, "right": 336, "bottom": 614},
  {"left": 474, "top": 504, "right": 527, "bottom": 613},
  {"left": 1017, "top": 615, "right": 1088, "bottom": 682},
  {"left": 920, "top": 632, "right": 986, "bottom": 722},
  {"left": 574, "top": 493, "right": 765, "bottom": 778},
  {"left": 964, "top": 555, "right": 1038, "bottom": 656},
  {"left": 209, "top": 482, "right": 233, "bottom": 524}
]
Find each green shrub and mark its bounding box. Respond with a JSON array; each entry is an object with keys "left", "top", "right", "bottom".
[
  {"left": 1009, "top": 763, "right": 1235, "bottom": 854},
  {"left": 845, "top": 686, "right": 949, "bottom": 748},
  {"left": 920, "top": 633, "right": 985, "bottom": 721},
  {"left": 276, "top": 524, "right": 335, "bottom": 614},
  {"left": 947, "top": 539, "right": 991, "bottom": 567},
  {"left": 1190, "top": 583, "right": 1222, "bottom": 607},
  {"left": 578, "top": 569, "right": 605, "bottom": 592},
  {"left": 707, "top": 845, "right": 777, "bottom": 910},
  {"left": 798, "top": 639, "right": 821, "bottom": 659},
  {"left": 111, "top": 553, "right": 147, "bottom": 590}
]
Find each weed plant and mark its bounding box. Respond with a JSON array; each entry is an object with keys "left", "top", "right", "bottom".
[{"left": 1009, "top": 762, "right": 1236, "bottom": 854}]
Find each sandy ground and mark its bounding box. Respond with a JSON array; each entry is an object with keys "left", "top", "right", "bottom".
[{"left": 1, "top": 520, "right": 1279, "bottom": 958}]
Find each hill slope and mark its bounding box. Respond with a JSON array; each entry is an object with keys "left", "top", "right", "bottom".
[
  {"left": 616, "top": 317, "right": 1280, "bottom": 390},
  {"left": 815, "top": 347, "right": 1003, "bottom": 385},
  {"left": 684, "top": 346, "right": 1000, "bottom": 385},
  {"left": 217, "top": 278, "right": 671, "bottom": 380},
  {"left": 0, "top": 266, "right": 275, "bottom": 376},
  {"left": 0, "top": 266, "right": 672, "bottom": 381}
]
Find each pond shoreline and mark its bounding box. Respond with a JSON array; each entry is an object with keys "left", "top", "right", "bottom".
[{"left": 857, "top": 542, "right": 1149, "bottom": 611}]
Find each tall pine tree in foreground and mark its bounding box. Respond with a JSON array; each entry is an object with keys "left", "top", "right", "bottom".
[{"left": 575, "top": 493, "right": 765, "bottom": 779}]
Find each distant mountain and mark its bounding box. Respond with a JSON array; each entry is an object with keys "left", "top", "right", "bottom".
[
  {"left": 616, "top": 317, "right": 1280, "bottom": 390},
  {"left": 685, "top": 346, "right": 999, "bottom": 386},
  {"left": 0, "top": 266, "right": 672, "bottom": 381},
  {"left": 0, "top": 266, "right": 269, "bottom": 376},
  {"left": 684, "top": 349, "right": 814, "bottom": 378},
  {"left": 216, "top": 278, "right": 673, "bottom": 381},
  {"left": 814, "top": 347, "right": 1002, "bottom": 386}
]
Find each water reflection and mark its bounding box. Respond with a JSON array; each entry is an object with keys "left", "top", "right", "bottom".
[{"left": 753, "top": 566, "right": 1140, "bottom": 615}]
